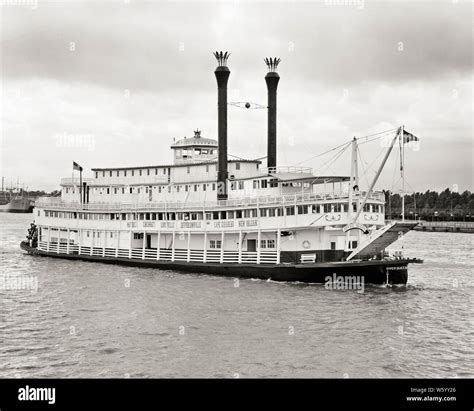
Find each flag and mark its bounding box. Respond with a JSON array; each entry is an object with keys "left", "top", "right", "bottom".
[
  {"left": 73, "top": 161, "right": 83, "bottom": 172},
  {"left": 403, "top": 129, "right": 419, "bottom": 143}
]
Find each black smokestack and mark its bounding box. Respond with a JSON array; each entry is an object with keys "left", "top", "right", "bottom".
[
  {"left": 214, "top": 51, "right": 231, "bottom": 200},
  {"left": 265, "top": 57, "right": 281, "bottom": 171}
]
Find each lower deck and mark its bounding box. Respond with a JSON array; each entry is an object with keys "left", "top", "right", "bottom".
[{"left": 23, "top": 241, "right": 413, "bottom": 285}]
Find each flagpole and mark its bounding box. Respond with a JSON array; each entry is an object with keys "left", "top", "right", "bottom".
[
  {"left": 401, "top": 124, "right": 405, "bottom": 222},
  {"left": 80, "top": 167, "right": 83, "bottom": 209}
]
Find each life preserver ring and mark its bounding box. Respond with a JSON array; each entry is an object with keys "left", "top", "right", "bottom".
[{"left": 302, "top": 240, "right": 311, "bottom": 249}]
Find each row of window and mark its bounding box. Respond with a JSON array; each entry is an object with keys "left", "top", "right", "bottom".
[
  {"left": 94, "top": 162, "right": 242, "bottom": 179},
  {"left": 66, "top": 178, "right": 278, "bottom": 195},
  {"left": 208, "top": 239, "right": 276, "bottom": 249},
  {"left": 176, "top": 148, "right": 215, "bottom": 157},
  {"left": 42, "top": 203, "right": 384, "bottom": 221},
  {"left": 95, "top": 168, "right": 170, "bottom": 179}
]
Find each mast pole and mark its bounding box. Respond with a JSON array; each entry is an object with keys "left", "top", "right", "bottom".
[
  {"left": 352, "top": 127, "right": 401, "bottom": 223},
  {"left": 401, "top": 124, "right": 405, "bottom": 222},
  {"left": 345, "top": 137, "right": 356, "bottom": 250}
]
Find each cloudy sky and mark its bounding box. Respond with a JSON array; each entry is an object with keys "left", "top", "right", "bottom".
[{"left": 1, "top": 0, "right": 472, "bottom": 192}]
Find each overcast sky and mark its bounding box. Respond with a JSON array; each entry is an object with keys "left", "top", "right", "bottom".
[{"left": 1, "top": 0, "right": 472, "bottom": 192}]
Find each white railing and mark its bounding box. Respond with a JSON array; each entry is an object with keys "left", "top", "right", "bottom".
[
  {"left": 260, "top": 166, "right": 313, "bottom": 174},
  {"left": 60, "top": 178, "right": 94, "bottom": 186},
  {"left": 37, "top": 243, "right": 278, "bottom": 264},
  {"left": 35, "top": 191, "right": 385, "bottom": 212}
]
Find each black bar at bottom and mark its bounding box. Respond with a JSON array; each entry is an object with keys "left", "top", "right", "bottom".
[{"left": 0, "top": 378, "right": 472, "bottom": 410}]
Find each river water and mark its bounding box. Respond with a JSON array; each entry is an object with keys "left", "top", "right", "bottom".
[{"left": 0, "top": 213, "right": 472, "bottom": 378}]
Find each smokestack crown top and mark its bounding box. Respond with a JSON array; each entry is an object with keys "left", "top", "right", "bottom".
[
  {"left": 265, "top": 57, "right": 281, "bottom": 73},
  {"left": 214, "top": 51, "right": 231, "bottom": 67}
]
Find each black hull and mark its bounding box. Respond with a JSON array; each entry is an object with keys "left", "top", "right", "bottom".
[{"left": 20, "top": 242, "right": 413, "bottom": 285}]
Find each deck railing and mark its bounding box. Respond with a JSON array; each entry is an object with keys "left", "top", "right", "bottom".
[
  {"left": 35, "top": 191, "right": 384, "bottom": 212},
  {"left": 37, "top": 241, "right": 278, "bottom": 264}
]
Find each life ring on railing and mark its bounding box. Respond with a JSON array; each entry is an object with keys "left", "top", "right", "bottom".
[{"left": 302, "top": 240, "right": 311, "bottom": 249}]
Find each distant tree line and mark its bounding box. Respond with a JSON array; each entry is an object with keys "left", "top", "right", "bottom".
[{"left": 383, "top": 188, "right": 474, "bottom": 221}]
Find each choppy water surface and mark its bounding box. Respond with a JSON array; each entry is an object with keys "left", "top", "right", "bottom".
[{"left": 0, "top": 213, "right": 472, "bottom": 378}]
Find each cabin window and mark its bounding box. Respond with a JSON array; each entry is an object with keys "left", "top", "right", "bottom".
[
  {"left": 270, "top": 179, "right": 278, "bottom": 188},
  {"left": 227, "top": 211, "right": 235, "bottom": 219},
  {"left": 212, "top": 183, "right": 216, "bottom": 191},
  {"left": 147, "top": 169, "right": 150, "bottom": 176},
  {"left": 260, "top": 209, "right": 267, "bottom": 217},
  {"left": 297, "top": 205, "right": 308, "bottom": 215},
  {"left": 261, "top": 239, "right": 275, "bottom": 249},
  {"left": 253, "top": 180, "right": 259, "bottom": 189},
  {"left": 102, "top": 171, "right": 105, "bottom": 177},
  {"left": 194, "top": 185, "right": 198, "bottom": 192},
  {"left": 95, "top": 172, "right": 98, "bottom": 178},
  {"left": 244, "top": 210, "right": 251, "bottom": 218},
  {"left": 285, "top": 206, "right": 295, "bottom": 216},
  {"left": 122, "top": 213, "right": 126, "bottom": 220},
  {"left": 212, "top": 211, "right": 219, "bottom": 220},
  {"left": 269, "top": 208, "right": 276, "bottom": 217},
  {"left": 351, "top": 241, "right": 358, "bottom": 249},
  {"left": 110, "top": 232, "right": 113, "bottom": 238},
  {"left": 330, "top": 242, "right": 336, "bottom": 250},
  {"left": 236, "top": 210, "right": 242, "bottom": 219},
  {"left": 311, "top": 205, "right": 319, "bottom": 214},
  {"left": 205, "top": 213, "right": 212, "bottom": 220},
  {"left": 187, "top": 167, "right": 190, "bottom": 174},
  {"left": 206, "top": 165, "right": 209, "bottom": 172},
  {"left": 137, "top": 188, "right": 141, "bottom": 194},
  {"left": 220, "top": 211, "right": 227, "bottom": 220},
  {"left": 333, "top": 204, "right": 342, "bottom": 212},
  {"left": 124, "top": 170, "right": 127, "bottom": 177},
  {"left": 251, "top": 209, "right": 257, "bottom": 217},
  {"left": 261, "top": 180, "right": 268, "bottom": 189},
  {"left": 238, "top": 181, "right": 244, "bottom": 190},
  {"left": 130, "top": 187, "right": 133, "bottom": 194},
  {"left": 117, "top": 171, "right": 119, "bottom": 177},
  {"left": 235, "top": 162, "right": 240, "bottom": 170},
  {"left": 163, "top": 169, "right": 167, "bottom": 175},
  {"left": 131, "top": 170, "right": 134, "bottom": 177},
  {"left": 133, "top": 233, "right": 144, "bottom": 240},
  {"left": 203, "top": 184, "right": 206, "bottom": 192},
  {"left": 363, "top": 204, "right": 371, "bottom": 212},
  {"left": 107, "top": 188, "right": 110, "bottom": 194},
  {"left": 209, "top": 240, "right": 221, "bottom": 249},
  {"left": 324, "top": 204, "right": 331, "bottom": 213}
]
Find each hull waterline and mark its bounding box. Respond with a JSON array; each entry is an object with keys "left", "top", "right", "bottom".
[{"left": 20, "top": 241, "right": 415, "bottom": 285}]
